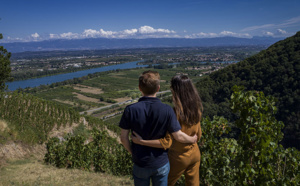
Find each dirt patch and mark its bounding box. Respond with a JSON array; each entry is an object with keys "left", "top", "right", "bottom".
[
  {"left": 49, "top": 122, "right": 80, "bottom": 138},
  {"left": 114, "top": 96, "right": 132, "bottom": 103},
  {"left": 0, "top": 142, "right": 46, "bottom": 166},
  {"left": 73, "top": 92, "right": 102, "bottom": 103},
  {"left": 0, "top": 120, "right": 8, "bottom": 132},
  {"left": 50, "top": 117, "right": 119, "bottom": 143},
  {"left": 53, "top": 99, "right": 76, "bottom": 106},
  {"left": 107, "top": 129, "right": 120, "bottom": 143},
  {"left": 73, "top": 84, "right": 103, "bottom": 94}
]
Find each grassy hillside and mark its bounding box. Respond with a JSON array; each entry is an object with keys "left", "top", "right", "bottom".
[
  {"left": 0, "top": 92, "right": 130, "bottom": 185},
  {"left": 196, "top": 31, "right": 300, "bottom": 149}
]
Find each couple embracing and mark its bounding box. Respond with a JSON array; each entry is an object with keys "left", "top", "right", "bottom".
[{"left": 119, "top": 70, "right": 202, "bottom": 186}]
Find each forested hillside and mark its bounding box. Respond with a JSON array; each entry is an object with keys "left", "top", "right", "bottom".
[{"left": 196, "top": 31, "right": 300, "bottom": 149}]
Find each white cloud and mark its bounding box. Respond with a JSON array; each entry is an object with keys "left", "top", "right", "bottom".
[
  {"left": 139, "top": 26, "right": 156, "bottom": 34},
  {"left": 277, "top": 29, "right": 287, "bottom": 34},
  {"left": 263, "top": 31, "right": 274, "bottom": 36},
  {"left": 138, "top": 26, "right": 175, "bottom": 34},
  {"left": 220, "top": 31, "right": 235, "bottom": 36},
  {"left": 261, "top": 29, "right": 290, "bottom": 37},
  {"left": 49, "top": 33, "right": 59, "bottom": 39},
  {"left": 82, "top": 29, "right": 116, "bottom": 38},
  {"left": 82, "top": 29, "right": 99, "bottom": 38},
  {"left": 189, "top": 32, "right": 218, "bottom": 38},
  {"left": 280, "top": 16, "right": 300, "bottom": 27},
  {"left": 220, "top": 31, "right": 251, "bottom": 38},
  {"left": 242, "top": 16, "right": 300, "bottom": 32},
  {"left": 3, "top": 26, "right": 258, "bottom": 43},
  {"left": 60, "top": 32, "right": 80, "bottom": 39},
  {"left": 242, "top": 24, "right": 275, "bottom": 32},
  {"left": 123, "top": 29, "right": 138, "bottom": 35},
  {"left": 186, "top": 31, "right": 251, "bottom": 38},
  {"left": 47, "top": 26, "right": 177, "bottom": 40},
  {"left": 100, "top": 29, "right": 117, "bottom": 37},
  {"left": 31, "top": 33, "right": 40, "bottom": 38}
]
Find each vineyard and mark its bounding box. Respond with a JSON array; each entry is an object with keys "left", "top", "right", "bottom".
[
  {"left": 43, "top": 87, "right": 300, "bottom": 185},
  {"left": 0, "top": 91, "right": 80, "bottom": 143},
  {"left": 0, "top": 83, "right": 299, "bottom": 185},
  {"left": 44, "top": 129, "right": 132, "bottom": 176}
]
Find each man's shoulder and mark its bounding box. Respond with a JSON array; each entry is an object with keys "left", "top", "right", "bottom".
[
  {"left": 123, "top": 101, "right": 144, "bottom": 113},
  {"left": 125, "top": 101, "right": 142, "bottom": 110},
  {"left": 126, "top": 97, "right": 173, "bottom": 112},
  {"left": 125, "top": 98, "right": 173, "bottom": 111},
  {"left": 140, "top": 99, "right": 172, "bottom": 109}
]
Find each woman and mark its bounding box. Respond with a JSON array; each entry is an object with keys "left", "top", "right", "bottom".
[{"left": 132, "top": 74, "right": 203, "bottom": 186}]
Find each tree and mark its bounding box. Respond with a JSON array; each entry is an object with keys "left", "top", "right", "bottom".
[
  {"left": 0, "top": 32, "right": 12, "bottom": 91},
  {"left": 199, "top": 86, "right": 300, "bottom": 185}
]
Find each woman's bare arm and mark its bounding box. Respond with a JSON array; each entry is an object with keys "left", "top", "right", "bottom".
[
  {"left": 120, "top": 129, "right": 132, "bottom": 154},
  {"left": 171, "top": 130, "right": 197, "bottom": 144},
  {"left": 131, "top": 131, "right": 163, "bottom": 148},
  {"left": 131, "top": 130, "right": 197, "bottom": 149}
]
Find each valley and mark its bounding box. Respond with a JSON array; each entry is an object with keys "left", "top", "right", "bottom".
[{"left": 1, "top": 35, "right": 300, "bottom": 185}]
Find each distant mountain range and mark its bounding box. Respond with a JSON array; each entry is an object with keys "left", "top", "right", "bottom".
[{"left": 1, "top": 37, "right": 284, "bottom": 53}]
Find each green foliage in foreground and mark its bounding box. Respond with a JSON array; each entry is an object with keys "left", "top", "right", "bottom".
[
  {"left": 199, "top": 86, "right": 300, "bottom": 185},
  {"left": 84, "top": 115, "right": 121, "bottom": 134},
  {"left": 44, "top": 87, "right": 300, "bottom": 184},
  {"left": 44, "top": 129, "right": 132, "bottom": 176}
]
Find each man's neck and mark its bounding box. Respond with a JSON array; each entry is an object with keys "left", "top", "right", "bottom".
[{"left": 143, "top": 93, "right": 157, "bottom": 97}]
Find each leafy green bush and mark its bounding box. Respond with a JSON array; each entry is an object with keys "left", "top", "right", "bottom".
[
  {"left": 199, "top": 86, "right": 300, "bottom": 185},
  {"left": 44, "top": 128, "right": 132, "bottom": 176}
]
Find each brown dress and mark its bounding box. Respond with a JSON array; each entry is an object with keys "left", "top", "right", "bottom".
[{"left": 159, "top": 121, "right": 202, "bottom": 186}]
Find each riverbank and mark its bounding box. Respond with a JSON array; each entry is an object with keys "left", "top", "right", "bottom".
[{"left": 7, "top": 60, "right": 146, "bottom": 91}]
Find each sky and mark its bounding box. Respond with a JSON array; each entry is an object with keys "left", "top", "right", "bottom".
[{"left": 1, "top": 0, "right": 300, "bottom": 43}]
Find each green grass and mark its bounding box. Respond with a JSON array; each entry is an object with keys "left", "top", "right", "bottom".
[
  {"left": 104, "top": 115, "right": 122, "bottom": 126},
  {"left": 32, "top": 86, "right": 105, "bottom": 111},
  {"left": 34, "top": 86, "right": 78, "bottom": 100},
  {"left": 72, "top": 123, "right": 91, "bottom": 138},
  {"left": 0, "top": 158, "right": 133, "bottom": 186}
]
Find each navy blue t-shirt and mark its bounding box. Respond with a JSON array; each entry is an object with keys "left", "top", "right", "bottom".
[{"left": 119, "top": 96, "right": 181, "bottom": 169}]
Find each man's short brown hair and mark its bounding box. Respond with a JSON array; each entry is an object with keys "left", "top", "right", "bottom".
[{"left": 139, "top": 70, "right": 160, "bottom": 95}]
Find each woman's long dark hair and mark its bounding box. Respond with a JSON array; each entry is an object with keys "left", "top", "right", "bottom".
[{"left": 171, "top": 75, "right": 203, "bottom": 125}]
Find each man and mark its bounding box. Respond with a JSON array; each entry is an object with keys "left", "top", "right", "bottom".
[{"left": 119, "top": 70, "right": 196, "bottom": 186}]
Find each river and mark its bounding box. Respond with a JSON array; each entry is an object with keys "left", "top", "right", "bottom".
[{"left": 7, "top": 60, "right": 147, "bottom": 91}]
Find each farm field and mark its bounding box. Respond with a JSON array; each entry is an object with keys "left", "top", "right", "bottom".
[{"left": 30, "top": 66, "right": 205, "bottom": 118}]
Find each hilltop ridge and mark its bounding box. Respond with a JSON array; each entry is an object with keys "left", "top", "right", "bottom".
[{"left": 196, "top": 31, "right": 300, "bottom": 149}]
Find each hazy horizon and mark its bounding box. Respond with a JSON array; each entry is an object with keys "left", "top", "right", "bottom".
[{"left": 1, "top": 0, "right": 300, "bottom": 43}]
